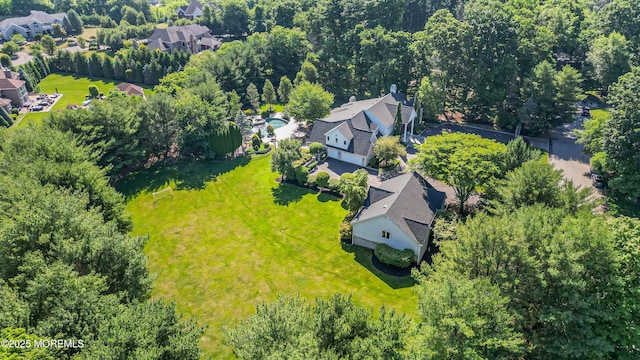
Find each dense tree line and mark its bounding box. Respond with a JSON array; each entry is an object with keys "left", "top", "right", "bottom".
[
  {"left": 48, "top": 45, "right": 189, "bottom": 86},
  {"left": 45, "top": 73, "right": 242, "bottom": 180},
  {"left": 577, "top": 66, "right": 640, "bottom": 200},
  {"left": 0, "top": 127, "right": 202, "bottom": 359}
]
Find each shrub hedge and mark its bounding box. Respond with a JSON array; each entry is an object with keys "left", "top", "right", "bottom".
[
  {"left": 328, "top": 178, "right": 340, "bottom": 192},
  {"left": 374, "top": 244, "right": 414, "bottom": 268},
  {"left": 340, "top": 221, "right": 352, "bottom": 241}
]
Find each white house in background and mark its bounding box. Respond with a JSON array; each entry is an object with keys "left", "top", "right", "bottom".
[
  {"left": 351, "top": 172, "right": 446, "bottom": 263},
  {"left": 307, "top": 85, "right": 416, "bottom": 167},
  {"left": 176, "top": 0, "right": 205, "bottom": 20},
  {"left": 0, "top": 11, "right": 70, "bottom": 41}
]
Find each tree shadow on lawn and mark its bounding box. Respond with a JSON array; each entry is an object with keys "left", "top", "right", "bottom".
[
  {"left": 115, "top": 156, "right": 250, "bottom": 199},
  {"left": 271, "top": 181, "right": 313, "bottom": 206},
  {"left": 341, "top": 243, "right": 416, "bottom": 290}
]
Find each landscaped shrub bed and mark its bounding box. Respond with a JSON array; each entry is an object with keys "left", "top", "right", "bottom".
[
  {"left": 246, "top": 144, "right": 272, "bottom": 155},
  {"left": 339, "top": 221, "right": 352, "bottom": 241},
  {"left": 374, "top": 244, "right": 413, "bottom": 268}
]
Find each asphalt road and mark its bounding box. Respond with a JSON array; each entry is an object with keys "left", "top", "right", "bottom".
[{"left": 549, "top": 117, "right": 595, "bottom": 190}]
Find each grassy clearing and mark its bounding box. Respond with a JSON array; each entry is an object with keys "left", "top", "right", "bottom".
[
  {"left": 15, "top": 74, "right": 153, "bottom": 128},
  {"left": 118, "top": 155, "right": 417, "bottom": 359},
  {"left": 259, "top": 103, "right": 286, "bottom": 114}
]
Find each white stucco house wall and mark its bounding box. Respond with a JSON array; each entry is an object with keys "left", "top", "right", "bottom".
[
  {"left": 307, "top": 85, "right": 416, "bottom": 166},
  {"left": 351, "top": 172, "right": 446, "bottom": 263}
]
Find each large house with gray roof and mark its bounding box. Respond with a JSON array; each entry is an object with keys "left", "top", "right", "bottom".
[
  {"left": 307, "top": 86, "right": 416, "bottom": 167},
  {"left": 0, "top": 10, "right": 70, "bottom": 41},
  {"left": 351, "top": 172, "right": 446, "bottom": 262},
  {"left": 146, "top": 24, "right": 221, "bottom": 53}
]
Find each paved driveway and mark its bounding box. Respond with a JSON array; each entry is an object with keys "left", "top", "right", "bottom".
[
  {"left": 549, "top": 117, "right": 595, "bottom": 190},
  {"left": 11, "top": 51, "right": 33, "bottom": 66},
  {"left": 312, "top": 158, "right": 380, "bottom": 186}
]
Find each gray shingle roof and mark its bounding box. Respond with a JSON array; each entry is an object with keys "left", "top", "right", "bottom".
[
  {"left": 148, "top": 24, "right": 211, "bottom": 44},
  {"left": 333, "top": 122, "right": 353, "bottom": 139},
  {"left": 0, "top": 11, "right": 67, "bottom": 31},
  {"left": 352, "top": 172, "right": 446, "bottom": 245},
  {"left": 307, "top": 118, "right": 374, "bottom": 157},
  {"left": 185, "top": 0, "right": 204, "bottom": 15}
]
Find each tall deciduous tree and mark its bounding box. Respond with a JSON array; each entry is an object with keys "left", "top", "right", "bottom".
[
  {"left": 287, "top": 81, "right": 333, "bottom": 123},
  {"left": 270, "top": 138, "right": 302, "bottom": 181},
  {"left": 414, "top": 269, "right": 525, "bottom": 359},
  {"left": 372, "top": 136, "right": 406, "bottom": 167},
  {"left": 224, "top": 294, "right": 415, "bottom": 359},
  {"left": 410, "top": 132, "right": 505, "bottom": 214},
  {"left": 1, "top": 41, "right": 19, "bottom": 57},
  {"left": 417, "top": 75, "right": 445, "bottom": 120},
  {"left": 587, "top": 32, "right": 631, "bottom": 94},
  {"left": 66, "top": 9, "right": 83, "bottom": 34},
  {"left": 339, "top": 169, "right": 368, "bottom": 214},
  {"left": 220, "top": 0, "right": 249, "bottom": 37},
  {"left": 602, "top": 67, "right": 640, "bottom": 198}
]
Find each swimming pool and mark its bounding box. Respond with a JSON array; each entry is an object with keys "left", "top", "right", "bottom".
[{"left": 266, "top": 118, "right": 288, "bottom": 129}]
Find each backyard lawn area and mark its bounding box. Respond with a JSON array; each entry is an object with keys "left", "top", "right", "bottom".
[
  {"left": 118, "top": 154, "right": 418, "bottom": 359},
  {"left": 15, "top": 74, "right": 153, "bottom": 127}
]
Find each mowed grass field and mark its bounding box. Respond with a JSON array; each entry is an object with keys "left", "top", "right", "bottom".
[
  {"left": 119, "top": 155, "right": 418, "bottom": 358},
  {"left": 16, "top": 74, "right": 153, "bottom": 127}
]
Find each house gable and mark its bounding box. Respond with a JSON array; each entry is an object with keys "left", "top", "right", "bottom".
[
  {"left": 352, "top": 215, "right": 422, "bottom": 257},
  {"left": 325, "top": 122, "right": 352, "bottom": 151}
]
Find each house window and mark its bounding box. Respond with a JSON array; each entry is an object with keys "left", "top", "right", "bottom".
[
  {"left": 343, "top": 140, "right": 346, "bottom": 145},
  {"left": 327, "top": 136, "right": 330, "bottom": 141},
  {"left": 335, "top": 138, "right": 338, "bottom": 143},
  {"left": 381, "top": 231, "right": 390, "bottom": 239}
]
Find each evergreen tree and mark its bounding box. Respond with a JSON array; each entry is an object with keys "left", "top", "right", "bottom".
[
  {"left": 102, "top": 56, "right": 114, "bottom": 79},
  {"left": 262, "top": 79, "right": 276, "bottom": 112},
  {"left": 278, "top": 76, "right": 293, "bottom": 103}
]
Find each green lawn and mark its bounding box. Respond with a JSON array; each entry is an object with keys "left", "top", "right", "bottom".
[
  {"left": 15, "top": 74, "right": 154, "bottom": 128},
  {"left": 118, "top": 155, "right": 418, "bottom": 359}
]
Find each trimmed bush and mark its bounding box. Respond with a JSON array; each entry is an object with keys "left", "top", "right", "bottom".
[
  {"left": 316, "top": 171, "right": 330, "bottom": 188},
  {"left": 328, "top": 178, "right": 340, "bottom": 192},
  {"left": 88, "top": 84, "right": 99, "bottom": 98},
  {"left": 307, "top": 174, "right": 316, "bottom": 186},
  {"left": 261, "top": 110, "right": 270, "bottom": 119},
  {"left": 295, "top": 165, "right": 309, "bottom": 184},
  {"left": 374, "top": 244, "right": 414, "bottom": 268},
  {"left": 267, "top": 124, "right": 275, "bottom": 136},
  {"left": 340, "top": 221, "right": 352, "bottom": 241},
  {"left": 368, "top": 156, "right": 379, "bottom": 168},
  {"left": 309, "top": 142, "right": 324, "bottom": 155},
  {"left": 251, "top": 133, "right": 261, "bottom": 149}
]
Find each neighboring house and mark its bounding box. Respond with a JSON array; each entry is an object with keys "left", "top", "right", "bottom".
[
  {"left": 176, "top": 0, "right": 204, "bottom": 19},
  {"left": 116, "top": 82, "right": 146, "bottom": 99},
  {"left": 307, "top": 85, "right": 416, "bottom": 167},
  {"left": 0, "top": 69, "right": 28, "bottom": 107},
  {"left": 146, "top": 24, "right": 221, "bottom": 54},
  {"left": 0, "top": 10, "right": 70, "bottom": 41},
  {"left": 0, "top": 98, "right": 12, "bottom": 112},
  {"left": 351, "top": 172, "right": 446, "bottom": 263}
]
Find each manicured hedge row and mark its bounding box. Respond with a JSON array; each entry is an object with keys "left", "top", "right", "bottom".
[{"left": 374, "top": 244, "right": 414, "bottom": 268}]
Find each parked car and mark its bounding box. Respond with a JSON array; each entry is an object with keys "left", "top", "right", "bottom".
[
  {"left": 31, "top": 105, "right": 43, "bottom": 111},
  {"left": 592, "top": 173, "right": 605, "bottom": 188}
]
